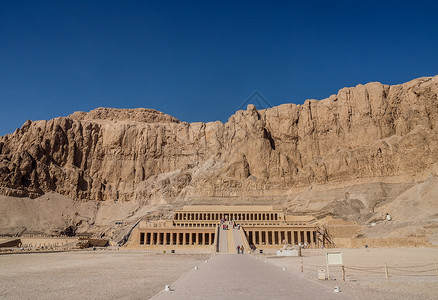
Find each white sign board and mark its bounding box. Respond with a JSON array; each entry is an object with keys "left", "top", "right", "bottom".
[
  {"left": 326, "top": 252, "right": 343, "bottom": 280},
  {"left": 326, "top": 252, "right": 343, "bottom": 265}
]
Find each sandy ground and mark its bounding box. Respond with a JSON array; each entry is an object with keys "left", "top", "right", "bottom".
[
  {"left": 0, "top": 250, "right": 209, "bottom": 300},
  {"left": 263, "top": 248, "right": 438, "bottom": 300},
  {"left": 0, "top": 248, "right": 437, "bottom": 299}
]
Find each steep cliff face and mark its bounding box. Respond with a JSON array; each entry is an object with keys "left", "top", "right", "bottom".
[{"left": 0, "top": 76, "right": 437, "bottom": 205}]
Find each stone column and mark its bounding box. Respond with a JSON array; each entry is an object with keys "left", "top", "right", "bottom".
[{"left": 140, "top": 232, "right": 144, "bottom": 245}]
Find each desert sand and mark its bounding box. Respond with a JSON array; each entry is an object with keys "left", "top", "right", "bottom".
[
  {"left": 0, "top": 251, "right": 208, "bottom": 299},
  {"left": 265, "top": 247, "right": 438, "bottom": 300},
  {"left": 1, "top": 248, "right": 437, "bottom": 299}
]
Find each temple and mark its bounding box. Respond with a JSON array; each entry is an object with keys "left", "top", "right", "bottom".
[{"left": 127, "top": 205, "right": 331, "bottom": 251}]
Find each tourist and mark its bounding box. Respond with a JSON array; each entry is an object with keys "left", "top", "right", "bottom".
[
  {"left": 237, "top": 245, "right": 240, "bottom": 254},
  {"left": 240, "top": 245, "right": 244, "bottom": 254}
]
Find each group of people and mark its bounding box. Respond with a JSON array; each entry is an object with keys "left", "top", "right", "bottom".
[
  {"left": 298, "top": 242, "right": 308, "bottom": 249},
  {"left": 236, "top": 245, "right": 244, "bottom": 254},
  {"left": 220, "top": 218, "right": 241, "bottom": 230}
]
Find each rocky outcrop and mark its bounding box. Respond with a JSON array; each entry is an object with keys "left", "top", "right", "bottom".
[{"left": 0, "top": 76, "right": 437, "bottom": 205}]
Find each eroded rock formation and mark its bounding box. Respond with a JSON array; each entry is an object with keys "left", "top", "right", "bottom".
[{"left": 0, "top": 76, "right": 437, "bottom": 207}]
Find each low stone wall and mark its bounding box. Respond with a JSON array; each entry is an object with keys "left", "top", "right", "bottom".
[
  {"left": 333, "top": 237, "right": 432, "bottom": 248},
  {"left": 20, "top": 237, "right": 79, "bottom": 248},
  {"left": 325, "top": 225, "right": 362, "bottom": 238}
]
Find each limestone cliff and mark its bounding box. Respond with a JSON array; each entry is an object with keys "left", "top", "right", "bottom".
[{"left": 1, "top": 77, "right": 437, "bottom": 206}]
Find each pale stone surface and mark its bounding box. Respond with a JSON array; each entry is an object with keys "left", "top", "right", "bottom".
[{"left": 152, "top": 253, "right": 352, "bottom": 300}]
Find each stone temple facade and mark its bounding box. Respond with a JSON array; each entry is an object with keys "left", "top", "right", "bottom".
[{"left": 127, "top": 206, "right": 328, "bottom": 251}]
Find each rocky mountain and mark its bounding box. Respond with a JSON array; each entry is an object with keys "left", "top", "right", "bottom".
[{"left": 1, "top": 76, "right": 438, "bottom": 239}]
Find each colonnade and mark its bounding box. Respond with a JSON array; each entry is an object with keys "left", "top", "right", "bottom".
[
  {"left": 140, "top": 230, "right": 215, "bottom": 246},
  {"left": 174, "top": 223, "right": 216, "bottom": 227},
  {"left": 245, "top": 229, "right": 317, "bottom": 246},
  {"left": 174, "top": 212, "right": 279, "bottom": 222}
]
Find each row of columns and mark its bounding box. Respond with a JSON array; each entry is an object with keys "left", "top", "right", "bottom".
[
  {"left": 140, "top": 231, "right": 215, "bottom": 246},
  {"left": 175, "top": 212, "right": 279, "bottom": 221},
  {"left": 175, "top": 223, "right": 216, "bottom": 227},
  {"left": 246, "top": 230, "right": 316, "bottom": 246}
]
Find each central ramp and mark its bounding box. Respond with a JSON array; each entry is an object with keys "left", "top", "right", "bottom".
[
  {"left": 217, "top": 226, "right": 228, "bottom": 253},
  {"left": 218, "top": 225, "right": 245, "bottom": 254},
  {"left": 152, "top": 254, "right": 352, "bottom": 300}
]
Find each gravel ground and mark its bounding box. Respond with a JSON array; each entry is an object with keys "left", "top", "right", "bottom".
[{"left": 0, "top": 250, "right": 209, "bottom": 299}]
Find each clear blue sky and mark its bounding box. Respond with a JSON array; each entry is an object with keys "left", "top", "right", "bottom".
[{"left": 1, "top": 1, "right": 437, "bottom": 136}]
